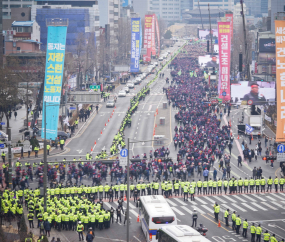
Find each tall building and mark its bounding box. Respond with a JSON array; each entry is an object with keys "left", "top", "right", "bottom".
[
  {"left": 98, "top": 0, "right": 120, "bottom": 44},
  {"left": 193, "top": 0, "right": 234, "bottom": 11},
  {"left": 180, "top": 0, "right": 193, "bottom": 11},
  {"left": 261, "top": 0, "right": 268, "bottom": 15},
  {"left": 31, "top": 1, "right": 100, "bottom": 53},
  {"left": 233, "top": 2, "right": 247, "bottom": 27},
  {"left": 132, "top": 0, "right": 152, "bottom": 18},
  {"left": 245, "top": 0, "right": 261, "bottom": 16},
  {"left": 151, "top": 0, "right": 181, "bottom": 21},
  {"left": 270, "top": 0, "right": 285, "bottom": 33},
  {"left": 2, "top": 0, "right": 33, "bottom": 18}
]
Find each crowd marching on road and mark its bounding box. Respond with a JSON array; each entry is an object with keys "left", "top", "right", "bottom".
[{"left": 1, "top": 41, "right": 285, "bottom": 242}]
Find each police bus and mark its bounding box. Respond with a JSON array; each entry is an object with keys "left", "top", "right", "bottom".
[
  {"left": 138, "top": 195, "right": 177, "bottom": 242},
  {"left": 156, "top": 225, "right": 212, "bottom": 242}
]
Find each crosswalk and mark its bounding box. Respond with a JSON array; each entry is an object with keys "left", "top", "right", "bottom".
[{"left": 102, "top": 192, "right": 285, "bottom": 225}]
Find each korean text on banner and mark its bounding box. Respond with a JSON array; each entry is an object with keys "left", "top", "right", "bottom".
[
  {"left": 41, "top": 26, "right": 67, "bottom": 140},
  {"left": 155, "top": 15, "right": 160, "bottom": 57},
  {"left": 225, "top": 13, "right": 233, "bottom": 41},
  {"left": 143, "top": 15, "right": 154, "bottom": 62},
  {"left": 275, "top": 20, "right": 285, "bottom": 142},
  {"left": 151, "top": 15, "right": 156, "bottom": 57},
  {"left": 130, "top": 18, "right": 141, "bottom": 73},
  {"left": 218, "top": 22, "right": 231, "bottom": 101}
]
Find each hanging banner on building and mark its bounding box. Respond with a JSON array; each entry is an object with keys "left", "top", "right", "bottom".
[
  {"left": 130, "top": 18, "right": 141, "bottom": 73},
  {"left": 218, "top": 22, "right": 231, "bottom": 101},
  {"left": 143, "top": 15, "right": 154, "bottom": 62},
  {"left": 225, "top": 13, "right": 233, "bottom": 41},
  {"left": 41, "top": 26, "right": 67, "bottom": 140},
  {"left": 275, "top": 20, "right": 285, "bottom": 142},
  {"left": 151, "top": 15, "right": 156, "bottom": 57},
  {"left": 155, "top": 14, "right": 160, "bottom": 57}
]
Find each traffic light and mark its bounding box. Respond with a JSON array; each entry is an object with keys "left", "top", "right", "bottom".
[{"left": 239, "top": 53, "right": 243, "bottom": 72}]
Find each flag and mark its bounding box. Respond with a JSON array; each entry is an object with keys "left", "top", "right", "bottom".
[
  {"left": 178, "top": 69, "right": 182, "bottom": 76},
  {"left": 204, "top": 72, "right": 208, "bottom": 80},
  {"left": 190, "top": 71, "right": 193, "bottom": 77},
  {"left": 194, "top": 72, "right": 197, "bottom": 77}
]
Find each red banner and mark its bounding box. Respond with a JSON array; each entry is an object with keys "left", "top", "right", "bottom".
[
  {"left": 225, "top": 13, "right": 233, "bottom": 41},
  {"left": 143, "top": 15, "right": 154, "bottom": 62},
  {"left": 218, "top": 22, "right": 231, "bottom": 101},
  {"left": 151, "top": 15, "right": 156, "bottom": 57}
]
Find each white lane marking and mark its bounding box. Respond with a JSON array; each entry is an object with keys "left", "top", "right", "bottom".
[
  {"left": 261, "top": 202, "right": 278, "bottom": 210},
  {"left": 172, "top": 198, "right": 187, "bottom": 206},
  {"left": 194, "top": 197, "right": 208, "bottom": 204},
  {"left": 203, "top": 196, "right": 216, "bottom": 203},
  {"left": 251, "top": 202, "right": 267, "bottom": 211},
  {"left": 181, "top": 206, "right": 193, "bottom": 214},
  {"left": 201, "top": 205, "right": 214, "bottom": 213},
  {"left": 231, "top": 203, "right": 247, "bottom": 212},
  {"left": 171, "top": 207, "right": 185, "bottom": 215},
  {"left": 191, "top": 206, "right": 205, "bottom": 214},
  {"left": 241, "top": 203, "right": 257, "bottom": 211},
  {"left": 212, "top": 196, "right": 227, "bottom": 204},
  {"left": 127, "top": 202, "right": 136, "bottom": 209},
  {"left": 241, "top": 194, "right": 256, "bottom": 202},
  {"left": 133, "top": 236, "right": 141, "bottom": 242},
  {"left": 270, "top": 201, "right": 284, "bottom": 208},
  {"left": 222, "top": 204, "right": 236, "bottom": 213},
  {"left": 277, "top": 192, "right": 285, "bottom": 197},
  {"left": 266, "top": 196, "right": 276, "bottom": 201},
  {"left": 270, "top": 193, "right": 284, "bottom": 200},
  {"left": 166, "top": 199, "right": 177, "bottom": 207},
  {"left": 222, "top": 195, "right": 237, "bottom": 203},
  {"left": 232, "top": 195, "right": 246, "bottom": 202},
  {"left": 130, "top": 209, "right": 139, "bottom": 217},
  {"left": 251, "top": 194, "right": 267, "bottom": 201}
]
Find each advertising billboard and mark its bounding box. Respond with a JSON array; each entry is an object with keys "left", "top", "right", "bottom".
[
  {"left": 198, "top": 55, "right": 219, "bottom": 67},
  {"left": 259, "top": 39, "right": 275, "bottom": 53},
  {"left": 218, "top": 22, "right": 231, "bottom": 101},
  {"left": 41, "top": 26, "right": 67, "bottom": 140},
  {"left": 258, "top": 53, "right": 276, "bottom": 64},
  {"left": 198, "top": 29, "right": 218, "bottom": 40},
  {"left": 130, "top": 18, "right": 141, "bottom": 73},
  {"left": 275, "top": 20, "right": 285, "bottom": 142},
  {"left": 143, "top": 15, "right": 154, "bottom": 62},
  {"left": 231, "top": 81, "right": 276, "bottom": 105}
]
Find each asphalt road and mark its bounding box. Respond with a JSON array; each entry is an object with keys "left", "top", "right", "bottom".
[{"left": 8, "top": 40, "right": 285, "bottom": 241}]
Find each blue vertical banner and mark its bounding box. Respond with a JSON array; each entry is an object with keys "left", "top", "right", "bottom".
[
  {"left": 130, "top": 18, "right": 141, "bottom": 73},
  {"left": 139, "top": 18, "right": 142, "bottom": 53},
  {"left": 122, "top": 0, "right": 128, "bottom": 7},
  {"left": 41, "top": 26, "right": 67, "bottom": 140}
]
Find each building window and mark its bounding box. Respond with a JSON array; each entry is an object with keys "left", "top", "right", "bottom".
[
  {"left": 3, "top": 12, "right": 8, "bottom": 15},
  {"left": 95, "top": 16, "right": 99, "bottom": 21},
  {"left": 109, "top": 10, "right": 114, "bottom": 14},
  {"left": 17, "top": 47, "right": 21, "bottom": 51},
  {"left": 23, "top": 5, "right": 32, "bottom": 7},
  {"left": 3, "top": 5, "right": 8, "bottom": 9},
  {"left": 114, "top": 4, "right": 118, "bottom": 8},
  {"left": 23, "top": 0, "right": 32, "bottom": 1},
  {"left": 114, "top": 20, "right": 118, "bottom": 24},
  {"left": 10, "top": 5, "right": 21, "bottom": 8}
]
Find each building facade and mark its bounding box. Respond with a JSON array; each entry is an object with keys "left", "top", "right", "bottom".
[
  {"left": 180, "top": 0, "right": 193, "bottom": 11},
  {"left": 2, "top": 0, "right": 33, "bottom": 18},
  {"left": 270, "top": 0, "right": 285, "bottom": 33},
  {"left": 31, "top": 3, "right": 100, "bottom": 54},
  {"left": 192, "top": 0, "right": 234, "bottom": 11},
  {"left": 132, "top": 0, "right": 152, "bottom": 18},
  {"left": 151, "top": 0, "right": 181, "bottom": 21}
]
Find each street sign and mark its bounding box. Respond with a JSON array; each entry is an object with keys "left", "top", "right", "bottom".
[
  {"left": 0, "top": 122, "right": 5, "bottom": 125},
  {"left": 247, "top": 100, "right": 253, "bottom": 105},
  {"left": 119, "top": 149, "right": 128, "bottom": 166},
  {"left": 277, "top": 153, "right": 285, "bottom": 161},
  {"left": 90, "top": 85, "right": 100, "bottom": 90},
  {"left": 222, "top": 91, "right": 226, "bottom": 96},
  {"left": 277, "top": 144, "right": 285, "bottom": 153},
  {"left": 0, "top": 144, "right": 4, "bottom": 148},
  {"left": 69, "top": 107, "right": 76, "bottom": 110}
]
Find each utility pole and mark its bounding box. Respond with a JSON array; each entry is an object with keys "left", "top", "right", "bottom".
[
  {"left": 26, "top": 82, "right": 29, "bottom": 130},
  {"left": 198, "top": 1, "right": 204, "bottom": 29},
  {"left": 241, "top": 0, "right": 250, "bottom": 81},
  {"left": 43, "top": 101, "right": 47, "bottom": 212},
  {"left": 0, "top": 0, "right": 3, "bottom": 68},
  {"left": 208, "top": 4, "right": 213, "bottom": 57},
  {"left": 126, "top": 138, "right": 130, "bottom": 242},
  {"left": 7, "top": 128, "right": 12, "bottom": 189}
]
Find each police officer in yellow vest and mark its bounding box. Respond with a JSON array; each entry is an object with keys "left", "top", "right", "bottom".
[
  {"left": 77, "top": 221, "right": 84, "bottom": 241},
  {"left": 46, "top": 144, "right": 51, "bottom": 155},
  {"left": 242, "top": 218, "right": 248, "bottom": 238},
  {"left": 34, "top": 146, "right": 39, "bottom": 157},
  {"left": 236, "top": 215, "right": 242, "bottom": 234},
  {"left": 1, "top": 151, "right": 5, "bottom": 162},
  {"left": 213, "top": 202, "right": 220, "bottom": 221},
  {"left": 224, "top": 209, "right": 229, "bottom": 226},
  {"left": 98, "top": 213, "right": 104, "bottom": 230},
  {"left": 60, "top": 138, "right": 65, "bottom": 150},
  {"left": 250, "top": 222, "right": 256, "bottom": 242},
  {"left": 256, "top": 224, "right": 262, "bottom": 242},
  {"left": 263, "top": 230, "right": 270, "bottom": 242}
]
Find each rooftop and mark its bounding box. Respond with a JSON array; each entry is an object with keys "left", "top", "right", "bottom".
[{"left": 12, "top": 21, "right": 35, "bottom": 27}]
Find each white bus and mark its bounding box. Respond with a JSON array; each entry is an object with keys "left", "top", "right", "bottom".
[
  {"left": 139, "top": 195, "right": 177, "bottom": 242},
  {"left": 156, "top": 225, "right": 212, "bottom": 242}
]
